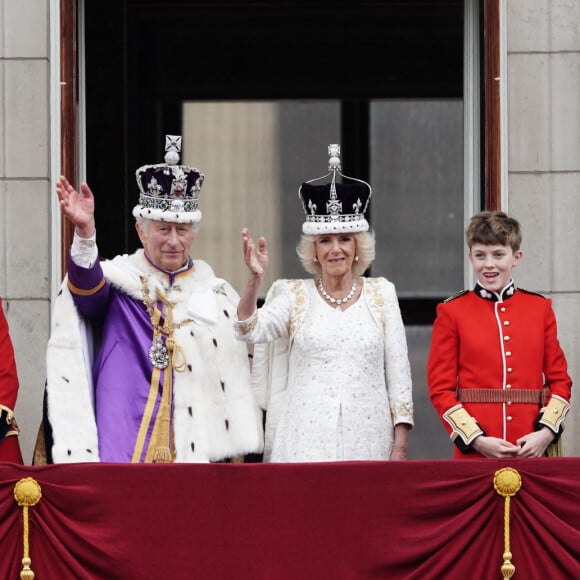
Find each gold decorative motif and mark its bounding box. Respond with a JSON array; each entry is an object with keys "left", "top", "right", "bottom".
[
  {"left": 141, "top": 277, "right": 192, "bottom": 369},
  {"left": 14, "top": 478, "right": 42, "bottom": 579},
  {"left": 365, "top": 278, "right": 385, "bottom": 329},
  {"left": 288, "top": 280, "right": 307, "bottom": 338},
  {"left": 539, "top": 395, "right": 570, "bottom": 433},
  {"left": 494, "top": 467, "right": 522, "bottom": 497},
  {"left": 238, "top": 311, "right": 258, "bottom": 335},
  {"left": 391, "top": 402, "right": 414, "bottom": 422},
  {"left": 14, "top": 478, "right": 42, "bottom": 507},
  {"left": 132, "top": 276, "right": 192, "bottom": 462},
  {"left": 67, "top": 276, "right": 106, "bottom": 296},
  {"left": 443, "top": 289, "right": 469, "bottom": 303},
  {"left": 493, "top": 468, "right": 522, "bottom": 579},
  {"left": 443, "top": 405, "right": 483, "bottom": 444}
]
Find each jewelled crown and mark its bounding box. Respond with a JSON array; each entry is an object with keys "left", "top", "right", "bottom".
[
  {"left": 133, "top": 135, "right": 205, "bottom": 224},
  {"left": 298, "top": 144, "right": 371, "bottom": 235}
]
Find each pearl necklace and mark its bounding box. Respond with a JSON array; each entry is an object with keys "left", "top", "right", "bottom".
[{"left": 317, "top": 278, "right": 357, "bottom": 306}]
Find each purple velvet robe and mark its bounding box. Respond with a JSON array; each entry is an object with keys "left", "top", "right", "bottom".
[{"left": 67, "top": 255, "right": 192, "bottom": 462}]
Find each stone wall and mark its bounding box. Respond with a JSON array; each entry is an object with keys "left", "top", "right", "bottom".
[
  {"left": 0, "top": 0, "right": 52, "bottom": 462},
  {"left": 506, "top": 0, "right": 580, "bottom": 454}
]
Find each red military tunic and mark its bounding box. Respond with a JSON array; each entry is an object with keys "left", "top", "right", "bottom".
[
  {"left": 428, "top": 281, "right": 572, "bottom": 459},
  {"left": 0, "top": 298, "right": 24, "bottom": 463}
]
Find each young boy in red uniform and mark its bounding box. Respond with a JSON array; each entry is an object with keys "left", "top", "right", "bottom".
[{"left": 428, "top": 211, "right": 572, "bottom": 459}]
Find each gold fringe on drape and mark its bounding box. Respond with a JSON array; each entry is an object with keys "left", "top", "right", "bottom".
[
  {"left": 493, "top": 467, "right": 522, "bottom": 579},
  {"left": 13, "top": 477, "right": 42, "bottom": 579}
]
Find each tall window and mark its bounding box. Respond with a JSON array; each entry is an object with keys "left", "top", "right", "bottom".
[{"left": 83, "top": 0, "right": 471, "bottom": 458}]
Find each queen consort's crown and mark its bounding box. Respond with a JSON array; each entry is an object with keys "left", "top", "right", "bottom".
[{"left": 298, "top": 144, "right": 371, "bottom": 235}]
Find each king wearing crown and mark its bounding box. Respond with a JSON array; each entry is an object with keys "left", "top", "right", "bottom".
[{"left": 39, "top": 136, "right": 263, "bottom": 464}]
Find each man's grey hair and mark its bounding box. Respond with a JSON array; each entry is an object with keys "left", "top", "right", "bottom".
[{"left": 135, "top": 216, "right": 199, "bottom": 233}]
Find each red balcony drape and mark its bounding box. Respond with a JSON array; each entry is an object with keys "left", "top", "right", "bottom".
[{"left": 1, "top": 458, "right": 580, "bottom": 579}]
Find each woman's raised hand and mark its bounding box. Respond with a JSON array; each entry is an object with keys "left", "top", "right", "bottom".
[
  {"left": 237, "top": 228, "right": 268, "bottom": 321},
  {"left": 56, "top": 175, "right": 96, "bottom": 237},
  {"left": 242, "top": 227, "right": 268, "bottom": 276}
]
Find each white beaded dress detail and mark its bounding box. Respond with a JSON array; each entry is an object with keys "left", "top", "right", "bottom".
[
  {"left": 275, "top": 295, "right": 391, "bottom": 460},
  {"left": 235, "top": 278, "right": 413, "bottom": 462}
]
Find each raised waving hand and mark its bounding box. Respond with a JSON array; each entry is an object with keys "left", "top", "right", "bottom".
[
  {"left": 237, "top": 228, "right": 268, "bottom": 321},
  {"left": 241, "top": 227, "right": 268, "bottom": 276},
  {"left": 56, "top": 176, "right": 96, "bottom": 238}
]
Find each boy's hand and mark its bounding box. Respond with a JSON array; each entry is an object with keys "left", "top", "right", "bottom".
[
  {"left": 516, "top": 428, "right": 554, "bottom": 458},
  {"left": 472, "top": 436, "right": 520, "bottom": 458}
]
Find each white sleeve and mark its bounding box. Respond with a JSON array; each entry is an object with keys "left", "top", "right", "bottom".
[
  {"left": 233, "top": 279, "right": 295, "bottom": 344},
  {"left": 381, "top": 279, "right": 414, "bottom": 426},
  {"left": 70, "top": 230, "right": 99, "bottom": 268}
]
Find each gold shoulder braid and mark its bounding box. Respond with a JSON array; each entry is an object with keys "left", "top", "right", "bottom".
[
  {"left": 131, "top": 276, "right": 191, "bottom": 463},
  {"left": 444, "top": 289, "right": 469, "bottom": 303}
]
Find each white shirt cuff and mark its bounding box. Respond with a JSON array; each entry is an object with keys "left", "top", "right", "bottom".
[{"left": 71, "top": 229, "right": 98, "bottom": 268}]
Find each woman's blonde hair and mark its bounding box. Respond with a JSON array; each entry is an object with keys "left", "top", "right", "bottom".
[{"left": 296, "top": 230, "right": 376, "bottom": 276}]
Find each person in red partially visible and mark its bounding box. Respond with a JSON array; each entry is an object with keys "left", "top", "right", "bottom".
[
  {"left": 428, "top": 211, "right": 572, "bottom": 459},
  {"left": 0, "top": 298, "right": 24, "bottom": 463}
]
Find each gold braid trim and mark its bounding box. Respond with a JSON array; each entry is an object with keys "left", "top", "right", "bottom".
[
  {"left": 443, "top": 404, "right": 484, "bottom": 445},
  {"left": 131, "top": 366, "right": 162, "bottom": 462},
  {"left": 145, "top": 295, "right": 175, "bottom": 463},
  {"left": 132, "top": 278, "right": 191, "bottom": 463},
  {"left": 493, "top": 468, "right": 522, "bottom": 579},
  {"left": 237, "top": 310, "right": 258, "bottom": 335},
  {"left": 146, "top": 336, "right": 182, "bottom": 463},
  {"left": 365, "top": 278, "right": 385, "bottom": 329},
  {"left": 132, "top": 300, "right": 164, "bottom": 462},
  {"left": 147, "top": 370, "right": 173, "bottom": 463},
  {"left": 14, "top": 478, "right": 42, "bottom": 579},
  {"left": 67, "top": 276, "right": 106, "bottom": 296},
  {"left": 538, "top": 395, "right": 570, "bottom": 433},
  {"left": 288, "top": 280, "right": 306, "bottom": 338}
]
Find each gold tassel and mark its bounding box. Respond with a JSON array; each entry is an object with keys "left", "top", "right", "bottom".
[
  {"left": 169, "top": 338, "right": 188, "bottom": 373},
  {"left": 151, "top": 406, "right": 173, "bottom": 463},
  {"left": 139, "top": 284, "right": 190, "bottom": 463},
  {"left": 152, "top": 447, "right": 173, "bottom": 463},
  {"left": 493, "top": 468, "right": 522, "bottom": 579},
  {"left": 147, "top": 336, "right": 177, "bottom": 463},
  {"left": 13, "top": 478, "right": 42, "bottom": 580},
  {"left": 546, "top": 437, "right": 563, "bottom": 457}
]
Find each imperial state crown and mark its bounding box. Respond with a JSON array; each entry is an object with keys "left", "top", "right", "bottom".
[{"left": 133, "top": 135, "right": 205, "bottom": 224}]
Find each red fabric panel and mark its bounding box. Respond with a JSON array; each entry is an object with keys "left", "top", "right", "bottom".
[
  {"left": 0, "top": 298, "right": 20, "bottom": 410},
  {"left": 0, "top": 459, "right": 579, "bottom": 579},
  {"left": 0, "top": 436, "right": 23, "bottom": 463}
]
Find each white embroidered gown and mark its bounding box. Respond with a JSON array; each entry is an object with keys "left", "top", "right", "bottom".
[{"left": 236, "top": 278, "right": 414, "bottom": 462}]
